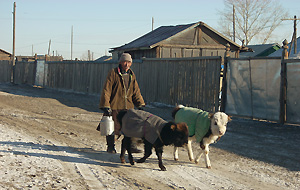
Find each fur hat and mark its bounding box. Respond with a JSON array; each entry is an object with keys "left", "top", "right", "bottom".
[{"left": 119, "top": 53, "right": 132, "bottom": 63}]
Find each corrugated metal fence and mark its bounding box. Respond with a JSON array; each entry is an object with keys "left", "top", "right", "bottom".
[
  {"left": 223, "top": 57, "right": 300, "bottom": 124},
  {"left": 286, "top": 60, "right": 300, "bottom": 124},
  {"left": 225, "top": 58, "right": 281, "bottom": 121}
]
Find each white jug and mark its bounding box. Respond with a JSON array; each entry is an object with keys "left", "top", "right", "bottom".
[{"left": 100, "top": 116, "right": 114, "bottom": 136}]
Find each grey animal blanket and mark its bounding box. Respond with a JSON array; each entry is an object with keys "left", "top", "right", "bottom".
[{"left": 121, "top": 109, "right": 167, "bottom": 144}]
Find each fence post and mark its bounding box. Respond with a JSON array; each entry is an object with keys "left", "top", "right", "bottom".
[
  {"left": 279, "top": 39, "right": 288, "bottom": 124},
  {"left": 220, "top": 43, "right": 230, "bottom": 112}
]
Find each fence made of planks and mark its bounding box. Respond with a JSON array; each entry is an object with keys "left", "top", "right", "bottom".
[
  {"left": 45, "top": 57, "right": 222, "bottom": 112},
  {"left": 136, "top": 57, "right": 221, "bottom": 112},
  {"left": 1, "top": 50, "right": 299, "bottom": 124},
  {"left": 0, "top": 60, "right": 12, "bottom": 82},
  {"left": 14, "top": 61, "right": 36, "bottom": 84}
]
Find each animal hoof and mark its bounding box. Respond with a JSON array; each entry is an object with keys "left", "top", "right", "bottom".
[
  {"left": 174, "top": 158, "right": 178, "bottom": 161},
  {"left": 207, "top": 166, "right": 211, "bottom": 169},
  {"left": 190, "top": 159, "right": 194, "bottom": 162},
  {"left": 120, "top": 157, "right": 126, "bottom": 164},
  {"left": 160, "top": 166, "right": 167, "bottom": 171},
  {"left": 130, "top": 161, "right": 135, "bottom": 165},
  {"left": 194, "top": 160, "right": 199, "bottom": 164},
  {"left": 136, "top": 159, "right": 145, "bottom": 163}
]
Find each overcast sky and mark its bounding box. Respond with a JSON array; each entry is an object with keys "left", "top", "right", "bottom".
[{"left": 1, "top": 0, "right": 300, "bottom": 60}]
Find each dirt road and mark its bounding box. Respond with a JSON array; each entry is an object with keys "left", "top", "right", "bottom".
[{"left": 0, "top": 83, "right": 299, "bottom": 189}]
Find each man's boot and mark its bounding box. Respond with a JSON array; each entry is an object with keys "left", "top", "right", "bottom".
[
  {"left": 130, "top": 137, "right": 142, "bottom": 153},
  {"left": 106, "top": 135, "right": 116, "bottom": 153}
]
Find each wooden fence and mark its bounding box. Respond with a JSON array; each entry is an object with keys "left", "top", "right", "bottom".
[
  {"left": 1, "top": 49, "right": 299, "bottom": 124},
  {"left": 14, "top": 61, "right": 36, "bottom": 84},
  {"left": 137, "top": 58, "right": 221, "bottom": 112},
  {"left": 0, "top": 60, "right": 12, "bottom": 82},
  {"left": 0, "top": 57, "right": 222, "bottom": 113},
  {"left": 46, "top": 61, "right": 115, "bottom": 95},
  {"left": 46, "top": 57, "right": 222, "bottom": 112}
]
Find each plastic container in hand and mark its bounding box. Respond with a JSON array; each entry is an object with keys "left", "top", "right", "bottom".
[{"left": 100, "top": 116, "right": 114, "bottom": 136}]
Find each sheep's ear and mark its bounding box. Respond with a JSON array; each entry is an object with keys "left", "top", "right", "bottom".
[
  {"left": 228, "top": 115, "right": 232, "bottom": 122},
  {"left": 208, "top": 113, "right": 214, "bottom": 119},
  {"left": 171, "top": 125, "right": 176, "bottom": 131}
]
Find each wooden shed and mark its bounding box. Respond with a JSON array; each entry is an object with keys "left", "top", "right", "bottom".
[
  {"left": 110, "top": 21, "right": 247, "bottom": 60},
  {"left": 0, "top": 49, "right": 12, "bottom": 61}
]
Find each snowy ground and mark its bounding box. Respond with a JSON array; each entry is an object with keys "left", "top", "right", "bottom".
[{"left": 0, "top": 83, "right": 299, "bottom": 190}]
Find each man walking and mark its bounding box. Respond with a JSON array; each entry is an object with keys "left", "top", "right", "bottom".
[{"left": 99, "top": 53, "right": 145, "bottom": 153}]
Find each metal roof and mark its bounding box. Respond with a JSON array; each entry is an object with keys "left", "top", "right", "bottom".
[
  {"left": 240, "top": 43, "right": 280, "bottom": 57},
  {"left": 110, "top": 21, "right": 241, "bottom": 52},
  {"left": 269, "top": 37, "right": 300, "bottom": 58}
]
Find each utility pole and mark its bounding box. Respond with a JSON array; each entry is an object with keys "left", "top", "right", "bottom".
[
  {"left": 71, "top": 25, "right": 73, "bottom": 60},
  {"left": 12, "top": 2, "right": 16, "bottom": 65},
  {"left": 233, "top": 5, "right": 236, "bottom": 42},
  {"left": 282, "top": 15, "right": 300, "bottom": 54},
  {"left": 12, "top": 2, "right": 16, "bottom": 83},
  {"left": 152, "top": 17, "right": 154, "bottom": 31},
  {"left": 48, "top": 39, "right": 51, "bottom": 55},
  {"left": 294, "top": 15, "right": 297, "bottom": 54}
]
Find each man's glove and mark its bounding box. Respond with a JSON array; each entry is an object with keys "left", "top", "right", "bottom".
[
  {"left": 137, "top": 105, "right": 145, "bottom": 110},
  {"left": 101, "top": 107, "right": 112, "bottom": 116}
]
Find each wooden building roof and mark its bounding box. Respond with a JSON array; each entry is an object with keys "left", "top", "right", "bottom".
[
  {"left": 110, "top": 21, "right": 243, "bottom": 53},
  {"left": 0, "top": 49, "right": 12, "bottom": 60},
  {"left": 0, "top": 49, "right": 12, "bottom": 56}
]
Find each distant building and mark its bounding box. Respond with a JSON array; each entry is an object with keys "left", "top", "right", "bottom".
[
  {"left": 16, "top": 55, "right": 63, "bottom": 62},
  {"left": 94, "top": 55, "right": 112, "bottom": 62},
  {"left": 239, "top": 43, "right": 280, "bottom": 58},
  {"left": 0, "top": 49, "right": 12, "bottom": 60},
  {"left": 110, "top": 21, "right": 250, "bottom": 61},
  {"left": 269, "top": 37, "right": 300, "bottom": 59}
]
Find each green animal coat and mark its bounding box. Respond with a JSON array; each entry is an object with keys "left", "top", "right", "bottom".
[{"left": 174, "top": 107, "right": 210, "bottom": 142}]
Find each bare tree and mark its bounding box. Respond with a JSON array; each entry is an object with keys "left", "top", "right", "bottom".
[{"left": 218, "top": 0, "right": 289, "bottom": 45}]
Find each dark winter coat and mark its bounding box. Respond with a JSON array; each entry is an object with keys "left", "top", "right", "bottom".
[{"left": 99, "top": 67, "right": 145, "bottom": 110}]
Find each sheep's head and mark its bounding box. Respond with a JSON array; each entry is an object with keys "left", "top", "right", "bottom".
[{"left": 209, "top": 112, "right": 231, "bottom": 137}]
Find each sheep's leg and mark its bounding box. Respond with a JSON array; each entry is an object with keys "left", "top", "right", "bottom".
[
  {"left": 187, "top": 139, "right": 194, "bottom": 161},
  {"left": 174, "top": 146, "right": 179, "bottom": 161},
  {"left": 204, "top": 145, "right": 211, "bottom": 169},
  {"left": 195, "top": 149, "right": 204, "bottom": 164}
]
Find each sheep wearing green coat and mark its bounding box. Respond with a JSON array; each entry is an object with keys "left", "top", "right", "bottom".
[{"left": 172, "top": 105, "right": 231, "bottom": 169}]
